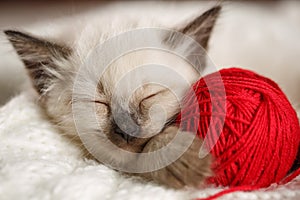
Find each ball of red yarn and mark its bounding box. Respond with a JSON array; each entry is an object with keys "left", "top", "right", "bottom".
[{"left": 177, "top": 68, "right": 300, "bottom": 188}]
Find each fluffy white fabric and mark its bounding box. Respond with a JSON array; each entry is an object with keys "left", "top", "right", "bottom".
[{"left": 0, "top": 91, "right": 299, "bottom": 200}]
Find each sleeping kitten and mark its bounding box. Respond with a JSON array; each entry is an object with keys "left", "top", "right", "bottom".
[{"left": 5, "top": 6, "right": 221, "bottom": 189}]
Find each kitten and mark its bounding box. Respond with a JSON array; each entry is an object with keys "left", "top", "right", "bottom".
[{"left": 4, "top": 6, "right": 221, "bottom": 189}]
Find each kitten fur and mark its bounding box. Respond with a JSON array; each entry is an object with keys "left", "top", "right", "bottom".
[{"left": 4, "top": 6, "right": 221, "bottom": 189}]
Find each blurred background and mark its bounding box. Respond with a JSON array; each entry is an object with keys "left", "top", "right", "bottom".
[
  {"left": 0, "top": 0, "right": 299, "bottom": 113},
  {"left": 0, "top": 1, "right": 106, "bottom": 106}
]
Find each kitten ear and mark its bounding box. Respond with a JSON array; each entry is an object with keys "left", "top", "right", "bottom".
[
  {"left": 4, "top": 30, "right": 71, "bottom": 95},
  {"left": 179, "top": 6, "right": 221, "bottom": 49},
  {"left": 163, "top": 6, "right": 221, "bottom": 73}
]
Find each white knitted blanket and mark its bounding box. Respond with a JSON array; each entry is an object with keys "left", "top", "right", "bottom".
[{"left": 0, "top": 91, "right": 299, "bottom": 200}]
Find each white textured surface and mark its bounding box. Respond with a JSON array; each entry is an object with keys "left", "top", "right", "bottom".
[{"left": 0, "top": 91, "right": 299, "bottom": 200}]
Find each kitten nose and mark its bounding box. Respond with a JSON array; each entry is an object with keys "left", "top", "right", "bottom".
[{"left": 114, "top": 124, "right": 138, "bottom": 143}]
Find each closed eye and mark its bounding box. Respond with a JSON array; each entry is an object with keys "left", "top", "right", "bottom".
[
  {"left": 143, "top": 89, "right": 168, "bottom": 101},
  {"left": 139, "top": 89, "right": 168, "bottom": 108},
  {"left": 142, "top": 93, "right": 157, "bottom": 101},
  {"left": 94, "top": 100, "right": 109, "bottom": 107}
]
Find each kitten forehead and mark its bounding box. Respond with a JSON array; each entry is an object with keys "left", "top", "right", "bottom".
[{"left": 99, "top": 49, "right": 198, "bottom": 100}]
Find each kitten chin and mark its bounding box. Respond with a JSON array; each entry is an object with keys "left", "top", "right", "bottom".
[
  {"left": 4, "top": 5, "right": 221, "bottom": 189},
  {"left": 139, "top": 126, "right": 212, "bottom": 189}
]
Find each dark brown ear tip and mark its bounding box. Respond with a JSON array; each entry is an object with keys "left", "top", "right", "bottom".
[
  {"left": 4, "top": 30, "right": 31, "bottom": 40},
  {"left": 4, "top": 30, "right": 20, "bottom": 37},
  {"left": 206, "top": 5, "right": 222, "bottom": 16},
  {"left": 213, "top": 5, "right": 222, "bottom": 11}
]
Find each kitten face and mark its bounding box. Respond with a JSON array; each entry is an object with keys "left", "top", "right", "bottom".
[
  {"left": 94, "top": 49, "right": 199, "bottom": 153},
  {"left": 5, "top": 6, "right": 221, "bottom": 168}
]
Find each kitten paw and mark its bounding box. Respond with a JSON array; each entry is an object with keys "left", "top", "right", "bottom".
[{"left": 141, "top": 126, "right": 212, "bottom": 189}]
